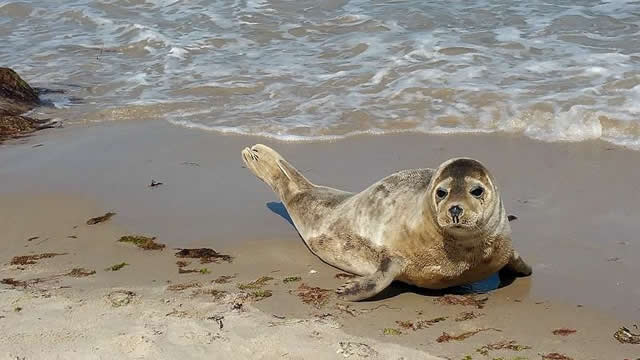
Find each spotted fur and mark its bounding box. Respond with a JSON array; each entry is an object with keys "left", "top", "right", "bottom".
[{"left": 242, "top": 144, "right": 531, "bottom": 301}]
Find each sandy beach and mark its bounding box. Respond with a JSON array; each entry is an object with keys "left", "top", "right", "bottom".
[
  {"left": 3, "top": 0, "right": 640, "bottom": 358},
  {"left": 1, "top": 121, "right": 639, "bottom": 359}
]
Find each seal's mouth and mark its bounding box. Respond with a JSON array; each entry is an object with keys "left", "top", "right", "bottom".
[{"left": 442, "top": 221, "right": 474, "bottom": 232}]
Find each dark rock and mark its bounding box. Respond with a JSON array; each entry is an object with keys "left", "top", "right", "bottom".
[
  {"left": 0, "top": 67, "right": 51, "bottom": 142},
  {"left": 0, "top": 67, "right": 39, "bottom": 114}
]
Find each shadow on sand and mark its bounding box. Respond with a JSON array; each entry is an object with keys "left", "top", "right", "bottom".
[{"left": 266, "top": 201, "right": 295, "bottom": 227}]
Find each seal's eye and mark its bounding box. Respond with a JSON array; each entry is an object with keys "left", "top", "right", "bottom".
[
  {"left": 436, "top": 188, "right": 448, "bottom": 199},
  {"left": 470, "top": 187, "right": 484, "bottom": 197}
]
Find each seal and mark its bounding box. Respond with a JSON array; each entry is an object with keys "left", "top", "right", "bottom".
[{"left": 242, "top": 144, "right": 532, "bottom": 301}]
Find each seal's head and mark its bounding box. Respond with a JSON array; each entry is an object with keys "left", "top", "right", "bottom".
[{"left": 427, "top": 158, "right": 502, "bottom": 236}]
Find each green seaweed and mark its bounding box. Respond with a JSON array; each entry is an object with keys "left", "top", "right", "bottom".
[
  {"left": 86, "top": 212, "right": 116, "bottom": 225},
  {"left": 105, "top": 262, "right": 129, "bottom": 271},
  {"left": 383, "top": 328, "right": 402, "bottom": 336},
  {"left": 476, "top": 340, "right": 531, "bottom": 356},
  {"left": 118, "top": 235, "right": 165, "bottom": 250},
  {"left": 251, "top": 289, "right": 273, "bottom": 300},
  {"left": 67, "top": 268, "right": 96, "bottom": 277},
  {"left": 191, "top": 288, "right": 227, "bottom": 300},
  {"left": 282, "top": 276, "right": 302, "bottom": 283},
  {"left": 237, "top": 276, "right": 274, "bottom": 290}
]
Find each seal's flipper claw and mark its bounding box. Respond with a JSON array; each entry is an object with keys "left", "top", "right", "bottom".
[
  {"left": 503, "top": 250, "right": 532, "bottom": 277},
  {"left": 241, "top": 144, "right": 311, "bottom": 201},
  {"left": 336, "top": 258, "right": 402, "bottom": 301}
]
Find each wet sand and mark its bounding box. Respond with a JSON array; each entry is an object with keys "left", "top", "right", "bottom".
[{"left": 1, "top": 121, "right": 639, "bottom": 359}]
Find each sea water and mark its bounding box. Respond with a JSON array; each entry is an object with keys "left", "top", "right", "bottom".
[{"left": 2, "top": 0, "right": 639, "bottom": 148}]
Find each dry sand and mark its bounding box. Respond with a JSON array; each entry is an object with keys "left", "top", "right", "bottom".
[{"left": 1, "top": 120, "right": 639, "bottom": 359}]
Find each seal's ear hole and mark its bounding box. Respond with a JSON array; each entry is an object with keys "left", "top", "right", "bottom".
[
  {"left": 470, "top": 187, "right": 484, "bottom": 197},
  {"left": 436, "top": 188, "right": 448, "bottom": 199}
]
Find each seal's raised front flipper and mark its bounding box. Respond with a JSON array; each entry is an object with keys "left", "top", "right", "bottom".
[
  {"left": 502, "top": 250, "right": 532, "bottom": 276},
  {"left": 336, "top": 257, "right": 403, "bottom": 301},
  {"left": 242, "top": 144, "right": 312, "bottom": 202}
]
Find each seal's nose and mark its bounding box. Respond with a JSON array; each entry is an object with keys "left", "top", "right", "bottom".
[{"left": 449, "top": 205, "right": 463, "bottom": 223}]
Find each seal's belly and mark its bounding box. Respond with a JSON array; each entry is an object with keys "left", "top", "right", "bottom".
[
  {"left": 400, "top": 253, "right": 509, "bottom": 289},
  {"left": 304, "top": 232, "right": 382, "bottom": 276}
]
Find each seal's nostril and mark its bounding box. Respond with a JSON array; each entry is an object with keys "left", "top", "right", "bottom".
[{"left": 449, "top": 205, "right": 463, "bottom": 219}]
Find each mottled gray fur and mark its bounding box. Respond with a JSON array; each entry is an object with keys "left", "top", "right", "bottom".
[{"left": 242, "top": 144, "right": 532, "bottom": 301}]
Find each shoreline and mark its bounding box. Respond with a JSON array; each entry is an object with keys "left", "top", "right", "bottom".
[{"left": 1, "top": 120, "right": 639, "bottom": 358}]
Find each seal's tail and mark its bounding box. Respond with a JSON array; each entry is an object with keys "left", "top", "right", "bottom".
[{"left": 242, "top": 144, "right": 312, "bottom": 201}]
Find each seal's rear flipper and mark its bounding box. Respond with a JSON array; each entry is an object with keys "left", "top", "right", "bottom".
[
  {"left": 242, "top": 144, "right": 312, "bottom": 201},
  {"left": 336, "top": 257, "right": 403, "bottom": 301}
]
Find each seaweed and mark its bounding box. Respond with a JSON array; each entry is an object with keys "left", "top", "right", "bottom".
[
  {"left": 1, "top": 278, "right": 28, "bottom": 287},
  {"left": 26, "top": 236, "right": 39, "bottom": 242},
  {"left": 251, "top": 289, "right": 273, "bottom": 301},
  {"left": 436, "top": 328, "right": 501, "bottom": 343},
  {"left": 396, "top": 317, "right": 447, "bottom": 330},
  {"left": 237, "top": 276, "right": 274, "bottom": 290},
  {"left": 66, "top": 268, "right": 96, "bottom": 277},
  {"left": 105, "top": 262, "right": 129, "bottom": 271},
  {"left": 178, "top": 268, "right": 198, "bottom": 274},
  {"left": 435, "top": 294, "right": 488, "bottom": 309},
  {"left": 383, "top": 328, "right": 402, "bottom": 336},
  {"left": 86, "top": 212, "right": 116, "bottom": 225},
  {"left": 191, "top": 288, "right": 227, "bottom": 300},
  {"left": 396, "top": 320, "right": 414, "bottom": 330},
  {"left": 118, "top": 235, "right": 165, "bottom": 250},
  {"left": 199, "top": 268, "right": 210, "bottom": 274},
  {"left": 335, "top": 303, "right": 360, "bottom": 317},
  {"left": 212, "top": 275, "right": 236, "bottom": 284},
  {"left": 283, "top": 276, "right": 302, "bottom": 283},
  {"left": 176, "top": 260, "right": 190, "bottom": 268},
  {"left": 552, "top": 328, "right": 577, "bottom": 336},
  {"left": 613, "top": 325, "right": 640, "bottom": 344},
  {"left": 292, "top": 283, "right": 331, "bottom": 308},
  {"left": 455, "top": 311, "right": 483, "bottom": 322},
  {"left": 167, "top": 282, "right": 201, "bottom": 291},
  {"left": 541, "top": 353, "right": 573, "bottom": 360},
  {"left": 335, "top": 303, "right": 397, "bottom": 317},
  {"left": 175, "top": 248, "right": 233, "bottom": 264},
  {"left": 11, "top": 252, "right": 67, "bottom": 265},
  {"left": 475, "top": 340, "right": 531, "bottom": 356},
  {"left": 335, "top": 273, "right": 357, "bottom": 280}
]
